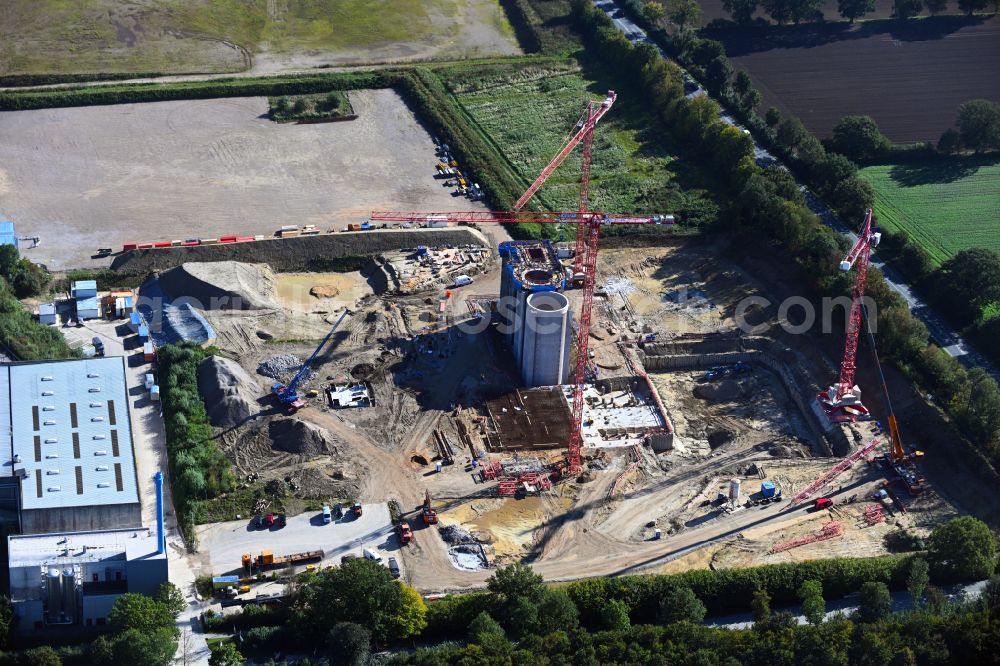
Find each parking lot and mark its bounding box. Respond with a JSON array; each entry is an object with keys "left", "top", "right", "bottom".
[{"left": 195, "top": 503, "right": 395, "bottom": 577}]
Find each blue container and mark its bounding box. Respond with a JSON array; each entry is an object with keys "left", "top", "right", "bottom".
[
  {"left": 130, "top": 312, "right": 142, "bottom": 326},
  {"left": 761, "top": 480, "right": 776, "bottom": 498},
  {"left": 138, "top": 325, "right": 149, "bottom": 339}
]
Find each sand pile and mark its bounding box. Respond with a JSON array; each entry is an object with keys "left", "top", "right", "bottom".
[
  {"left": 159, "top": 261, "right": 278, "bottom": 310},
  {"left": 268, "top": 418, "right": 343, "bottom": 456},
  {"left": 196, "top": 356, "right": 262, "bottom": 428}
]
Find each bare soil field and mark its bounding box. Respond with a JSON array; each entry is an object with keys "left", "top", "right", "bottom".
[
  {"left": 0, "top": 0, "right": 519, "bottom": 77},
  {"left": 0, "top": 90, "right": 488, "bottom": 270},
  {"left": 708, "top": 17, "right": 1000, "bottom": 142}
]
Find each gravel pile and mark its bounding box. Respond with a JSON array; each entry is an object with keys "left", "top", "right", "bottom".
[
  {"left": 439, "top": 524, "right": 477, "bottom": 545},
  {"left": 257, "top": 354, "right": 316, "bottom": 382}
]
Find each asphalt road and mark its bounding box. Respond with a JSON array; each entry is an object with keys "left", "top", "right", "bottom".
[
  {"left": 707, "top": 579, "right": 988, "bottom": 629},
  {"left": 591, "top": 0, "right": 996, "bottom": 379}
]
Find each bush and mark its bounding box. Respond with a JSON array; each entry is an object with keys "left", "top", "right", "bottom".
[{"left": 157, "top": 344, "right": 233, "bottom": 544}]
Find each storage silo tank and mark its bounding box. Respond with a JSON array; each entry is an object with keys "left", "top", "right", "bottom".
[
  {"left": 729, "top": 478, "right": 741, "bottom": 501},
  {"left": 519, "top": 291, "right": 572, "bottom": 387},
  {"left": 46, "top": 568, "right": 62, "bottom": 620},
  {"left": 62, "top": 568, "right": 77, "bottom": 624}
]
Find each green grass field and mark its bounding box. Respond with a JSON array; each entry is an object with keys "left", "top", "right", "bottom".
[
  {"left": 0, "top": 0, "right": 517, "bottom": 77},
  {"left": 859, "top": 158, "right": 1000, "bottom": 265},
  {"left": 450, "top": 66, "right": 714, "bottom": 223}
]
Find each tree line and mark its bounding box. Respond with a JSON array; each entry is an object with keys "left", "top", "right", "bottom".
[
  {"left": 0, "top": 246, "right": 74, "bottom": 361},
  {"left": 675, "top": 0, "right": 995, "bottom": 25},
  {"left": 156, "top": 344, "right": 235, "bottom": 546}
]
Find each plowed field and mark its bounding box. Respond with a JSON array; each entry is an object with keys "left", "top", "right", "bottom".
[{"left": 709, "top": 17, "right": 1000, "bottom": 142}]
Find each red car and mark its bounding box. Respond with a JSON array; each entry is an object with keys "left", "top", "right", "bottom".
[
  {"left": 264, "top": 513, "right": 276, "bottom": 527},
  {"left": 813, "top": 497, "right": 834, "bottom": 510}
]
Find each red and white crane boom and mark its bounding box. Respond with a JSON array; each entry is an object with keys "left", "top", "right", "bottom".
[
  {"left": 373, "top": 91, "right": 674, "bottom": 472},
  {"left": 819, "top": 208, "right": 880, "bottom": 422}
]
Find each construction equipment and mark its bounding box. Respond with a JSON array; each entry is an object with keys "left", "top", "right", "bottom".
[
  {"left": 272, "top": 309, "right": 351, "bottom": 412},
  {"left": 371, "top": 92, "right": 675, "bottom": 472},
  {"left": 242, "top": 549, "right": 323, "bottom": 573},
  {"left": 398, "top": 522, "right": 414, "bottom": 545},
  {"left": 770, "top": 521, "right": 844, "bottom": 553},
  {"left": 818, "top": 209, "right": 880, "bottom": 422},
  {"left": 791, "top": 437, "right": 882, "bottom": 504},
  {"left": 422, "top": 490, "right": 438, "bottom": 525}
]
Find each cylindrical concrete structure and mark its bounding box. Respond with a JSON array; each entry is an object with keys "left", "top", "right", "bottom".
[
  {"left": 729, "top": 478, "right": 741, "bottom": 501},
  {"left": 62, "top": 568, "right": 76, "bottom": 624},
  {"left": 46, "top": 568, "right": 62, "bottom": 620},
  {"left": 519, "top": 291, "right": 572, "bottom": 387}
]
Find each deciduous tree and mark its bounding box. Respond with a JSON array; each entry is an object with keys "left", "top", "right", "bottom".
[
  {"left": 956, "top": 100, "right": 1000, "bottom": 152},
  {"left": 831, "top": 115, "right": 889, "bottom": 161},
  {"left": 327, "top": 622, "right": 371, "bottom": 666},
  {"left": 907, "top": 558, "right": 930, "bottom": 608},
  {"left": 659, "top": 586, "right": 707, "bottom": 624},
  {"left": 839, "top": 0, "right": 876, "bottom": 21},
  {"left": 208, "top": 641, "right": 244, "bottom": 666},
  {"left": 957, "top": 0, "right": 988, "bottom": 13},
  {"left": 893, "top": 0, "right": 924, "bottom": 16},
  {"left": 668, "top": 0, "right": 703, "bottom": 27},
  {"left": 857, "top": 582, "right": 892, "bottom": 622},
  {"left": 761, "top": 0, "right": 795, "bottom": 22},
  {"left": 925, "top": 0, "right": 948, "bottom": 14},
  {"left": 927, "top": 516, "right": 998, "bottom": 581},
  {"left": 723, "top": 0, "right": 760, "bottom": 23}
]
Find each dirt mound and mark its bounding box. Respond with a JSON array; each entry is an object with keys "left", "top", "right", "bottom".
[
  {"left": 159, "top": 261, "right": 278, "bottom": 310},
  {"left": 694, "top": 379, "right": 743, "bottom": 402},
  {"left": 268, "top": 417, "right": 342, "bottom": 457},
  {"left": 196, "top": 356, "right": 262, "bottom": 428},
  {"left": 440, "top": 524, "right": 478, "bottom": 545},
  {"left": 310, "top": 284, "right": 340, "bottom": 298}
]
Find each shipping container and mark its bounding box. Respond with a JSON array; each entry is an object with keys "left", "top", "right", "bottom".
[
  {"left": 123, "top": 242, "right": 138, "bottom": 251},
  {"left": 201, "top": 238, "right": 219, "bottom": 245},
  {"left": 143, "top": 342, "right": 155, "bottom": 363},
  {"left": 138, "top": 243, "right": 154, "bottom": 250},
  {"left": 212, "top": 575, "right": 240, "bottom": 590},
  {"left": 153, "top": 241, "right": 171, "bottom": 248}
]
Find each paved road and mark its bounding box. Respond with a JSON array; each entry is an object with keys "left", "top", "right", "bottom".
[
  {"left": 707, "top": 579, "right": 988, "bottom": 629},
  {"left": 591, "top": 0, "right": 996, "bottom": 378}
]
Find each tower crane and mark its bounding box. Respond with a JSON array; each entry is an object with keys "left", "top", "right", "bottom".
[
  {"left": 818, "top": 208, "right": 880, "bottom": 423},
  {"left": 371, "top": 91, "right": 675, "bottom": 472},
  {"left": 272, "top": 309, "right": 351, "bottom": 412}
]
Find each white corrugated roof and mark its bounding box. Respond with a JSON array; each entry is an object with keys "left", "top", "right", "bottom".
[
  {"left": 8, "top": 527, "right": 163, "bottom": 568},
  {"left": 3, "top": 358, "right": 139, "bottom": 510}
]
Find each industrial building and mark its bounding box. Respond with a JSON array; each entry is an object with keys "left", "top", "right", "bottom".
[
  {"left": 8, "top": 524, "right": 167, "bottom": 630},
  {"left": 498, "top": 240, "right": 571, "bottom": 387},
  {"left": 0, "top": 357, "right": 142, "bottom": 534},
  {"left": 0, "top": 358, "right": 167, "bottom": 631}
]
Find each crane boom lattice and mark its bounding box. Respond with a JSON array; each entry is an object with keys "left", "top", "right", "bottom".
[{"left": 790, "top": 437, "right": 881, "bottom": 504}]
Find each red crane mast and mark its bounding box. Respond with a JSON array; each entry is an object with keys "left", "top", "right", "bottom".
[
  {"left": 372, "top": 91, "right": 674, "bottom": 472},
  {"left": 819, "top": 208, "right": 880, "bottom": 422}
]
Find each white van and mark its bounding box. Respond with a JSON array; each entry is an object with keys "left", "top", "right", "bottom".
[
  {"left": 453, "top": 275, "right": 473, "bottom": 287},
  {"left": 362, "top": 547, "right": 383, "bottom": 565}
]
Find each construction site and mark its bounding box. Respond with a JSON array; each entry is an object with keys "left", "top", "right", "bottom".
[{"left": 12, "top": 86, "right": 959, "bottom": 594}]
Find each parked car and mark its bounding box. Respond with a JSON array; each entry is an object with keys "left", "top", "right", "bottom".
[
  {"left": 92, "top": 337, "right": 105, "bottom": 357},
  {"left": 334, "top": 504, "right": 343, "bottom": 519},
  {"left": 251, "top": 515, "right": 264, "bottom": 530},
  {"left": 322, "top": 506, "right": 332, "bottom": 524},
  {"left": 264, "top": 513, "right": 276, "bottom": 527},
  {"left": 388, "top": 557, "right": 400, "bottom": 579},
  {"left": 276, "top": 514, "right": 286, "bottom": 528},
  {"left": 363, "top": 548, "right": 383, "bottom": 565},
  {"left": 813, "top": 497, "right": 834, "bottom": 510}
]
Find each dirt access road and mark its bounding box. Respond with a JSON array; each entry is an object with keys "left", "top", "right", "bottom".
[{"left": 0, "top": 90, "right": 489, "bottom": 270}]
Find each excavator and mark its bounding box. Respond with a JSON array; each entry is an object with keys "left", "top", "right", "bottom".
[{"left": 272, "top": 309, "right": 351, "bottom": 413}]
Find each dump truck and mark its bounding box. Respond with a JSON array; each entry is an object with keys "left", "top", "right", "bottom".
[{"left": 242, "top": 549, "right": 323, "bottom": 572}]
